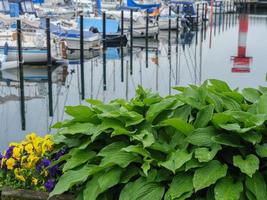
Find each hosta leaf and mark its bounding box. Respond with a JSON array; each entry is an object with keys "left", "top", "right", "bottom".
[
  {"left": 242, "top": 132, "right": 262, "bottom": 145},
  {"left": 98, "top": 142, "right": 141, "bottom": 168},
  {"left": 193, "top": 160, "right": 227, "bottom": 191},
  {"left": 63, "top": 149, "right": 96, "bottom": 172},
  {"left": 50, "top": 164, "right": 101, "bottom": 197},
  {"left": 119, "top": 177, "right": 165, "bottom": 200},
  {"left": 194, "top": 105, "right": 214, "bottom": 128},
  {"left": 212, "top": 134, "right": 243, "bottom": 148},
  {"left": 141, "top": 159, "right": 152, "bottom": 176},
  {"left": 132, "top": 129, "right": 155, "bottom": 148},
  {"left": 214, "top": 177, "right": 243, "bottom": 200},
  {"left": 245, "top": 171, "right": 267, "bottom": 200},
  {"left": 209, "top": 79, "right": 231, "bottom": 93},
  {"left": 242, "top": 88, "right": 261, "bottom": 103},
  {"left": 59, "top": 123, "right": 95, "bottom": 135},
  {"left": 206, "top": 93, "right": 224, "bottom": 113},
  {"left": 164, "top": 172, "right": 193, "bottom": 200},
  {"left": 172, "top": 105, "right": 192, "bottom": 121},
  {"left": 187, "top": 127, "right": 217, "bottom": 147},
  {"left": 256, "top": 93, "right": 267, "bottom": 114},
  {"left": 221, "top": 96, "right": 241, "bottom": 111},
  {"left": 146, "top": 97, "right": 177, "bottom": 123},
  {"left": 65, "top": 105, "right": 96, "bottom": 122},
  {"left": 233, "top": 154, "right": 259, "bottom": 177},
  {"left": 256, "top": 143, "right": 267, "bottom": 158},
  {"left": 83, "top": 167, "right": 123, "bottom": 200},
  {"left": 185, "top": 158, "right": 204, "bottom": 171},
  {"left": 122, "top": 144, "right": 151, "bottom": 157},
  {"left": 159, "top": 150, "right": 192, "bottom": 173},
  {"left": 162, "top": 118, "right": 194, "bottom": 136},
  {"left": 219, "top": 123, "right": 253, "bottom": 133},
  {"left": 195, "top": 144, "right": 222, "bottom": 162}
]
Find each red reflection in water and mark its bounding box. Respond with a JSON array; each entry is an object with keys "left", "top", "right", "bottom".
[{"left": 231, "top": 14, "right": 252, "bottom": 73}]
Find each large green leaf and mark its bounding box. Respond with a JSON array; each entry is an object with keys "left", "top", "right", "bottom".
[
  {"left": 146, "top": 97, "right": 177, "bottom": 123},
  {"left": 65, "top": 106, "right": 96, "bottom": 122},
  {"left": 162, "top": 118, "right": 194, "bottom": 136},
  {"left": 195, "top": 144, "right": 222, "bottom": 162},
  {"left": 187, "top": 127, "right": 217, "bottom": 147},
  {"left": 212, "top": 134, "right": 243, "bottom": 148},
  {"left": 59, "top": 123, "right": 95, "bottom": 135},
  {"left": 209, "top": 79, "right": 231, "bottom": 93},
  {"left": 214, "top": 177, "right": 243, "bottom": 200},
  {"left": 246, "top": 171, "right": 267, "bottom": 200},
  {"left": 119, "top": 177, "right": 165, "bottom": 200},
  {"left": 132, "top": 129, "right": 155, "bottom": 148},
  {"left": 172, "top": 105, "right": 192, "bottom": 121},
  {"left": 159, "top": 150, "right": 192, "bottom": 173},
  {"left": 83, "top": 167, "right": 123, "bottom": 200},
  {"left": 164, "top": 172, "right": 193, "bottom": 200},
  {"left": 50, "top": 164, "right": 101, "bottom": 197},
  {"left": 256, "top": 143, "right": 267, "bottom": 158},
  {"left": 193, "top": 160, "right": 227, "bottom": 191},
  {"left": 242, "top": 88, "right": 262, "bottom": 103},
  {"left": 98, "top": 142, "right": 141, "bottom": 168},
  {"left": 63, "top": 149, "right": 96, "bottom": 172},
  {"left": 122, "top": 144, "right": 151, "bottom": 158},
  {"left": 256, "top": 94, "right": 267, "bottom": 114},
  {"left": 233, "top": 155, "right": 259, "bottom": 177},
  {"left": 194, "top": 105, "right": 214, "bottom": 128}
]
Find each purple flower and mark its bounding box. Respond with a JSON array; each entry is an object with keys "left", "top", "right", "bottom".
[
  {"left": 53, "top": 148, "right": 68, "bottom": 160},
  {"left": 5, "top": 146, "right": 14, "bottom": 159},
  {"left": 45, "top": 178, "right": 56, "bottom": 192},
  {"left": 49, "top": 165, "right": 61, "bottom": 177},
  {"left": 36, "top": 162, "right": 42, "bottom": 174},
  {"left": 42, "top": 159, "right": 51, "bottom": 168}
]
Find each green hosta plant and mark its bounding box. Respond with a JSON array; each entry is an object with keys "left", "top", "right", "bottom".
[{"left": 50, "top": 79, "right": 267, "bottom": 200}]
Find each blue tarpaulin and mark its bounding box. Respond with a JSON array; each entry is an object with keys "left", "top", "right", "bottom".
[
  {"left": 78, "top": 18, "right": 119, "bottom": 33},
  {"left": 127, "top": 0, "right": 160, "bottom": 9},
  {"left": 9, "top": 3, "right": 19, "bottom": 17},
  {"left": 32, "top": 0, "right": 44, "bottom": 4}
]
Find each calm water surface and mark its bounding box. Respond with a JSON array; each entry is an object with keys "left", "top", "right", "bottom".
[{"left": 0, "top": 13, "right": 267, "bottom": 151}]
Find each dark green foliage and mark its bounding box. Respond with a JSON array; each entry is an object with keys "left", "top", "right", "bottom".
[{"left": 50, "top": 80, "right": 267, "bottom": 200}]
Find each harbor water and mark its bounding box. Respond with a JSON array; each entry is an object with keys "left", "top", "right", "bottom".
[{"left": 0, "top": 13, "right": 267, "bottom": 151}]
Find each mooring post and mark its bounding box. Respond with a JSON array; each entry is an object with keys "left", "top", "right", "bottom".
[
  {"left": 17, "top": 20, "right": 25, "bottom": 130},
  {"left": 145, "top": 9, "right": 149, "bottom": 68},
  {"left": 176, "top": 5, "right": 179, "bottom": 40},
  {"left": 130, "top": 9, "right": 133, "bottom": 75},
  {"left": 80, "top": 14, "right": 85, "bottom": 99},
  {"left": 120, "top": 10, "right": 124, "bottom": 82},
  {"left": 196, "top": 4, "right": 199, "bottom": 28},
  {"left": 46, "top": 17, "right": 53, "bottom": 117},
  {"left": 102, "top": 11, "right": 107, "bottom": 90}
]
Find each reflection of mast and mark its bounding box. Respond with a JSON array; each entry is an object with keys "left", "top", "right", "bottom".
[{"left": 231, "top": 14, "right": 252, "bottom": 73}]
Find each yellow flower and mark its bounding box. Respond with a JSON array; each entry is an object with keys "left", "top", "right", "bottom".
[
  {"left": 1, "top": 157, "right": 6, "bottom": 166},
  {"left": 26, "top": 133, "right": 37, "bottom": 142},
  {"left": 25, "top": 143, "right": 34, "bottom": 154},
  {"left": 32, "top": 177, "right": 38, "bottom": 186},
  {"left": 9, "top": 142, "right": 19, "bottom": 147},
  {"left": 6, "top": 158, "right": 16, "bottom": 170},
  {"left": 14, "top": 169, "right": 26, "bottom": 182},
  {"left": 25, "top": 154, "right": 39, "bottom": 169},
  {"left": 13, "top": 147, "right": 22, "bottom": 160},
  {"left": 41, "top": 139, "right": 54, "bottom": 155}
]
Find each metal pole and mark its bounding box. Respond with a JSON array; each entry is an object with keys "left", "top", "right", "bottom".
[
  {"left": 121, "top": 10, "right": 124, "bottom": 82},
  {"left": 145, "top": 9, "right": 149, "bottom": 68},
  {"left": 102, "top": 12, "right": 107, "bottom": 90},
  {"left": 17, "top": 20, "right": 25, "bottom": 130},
  {"left": 130, "top": 9, "right": 133, "bottom": 75},
  {"left": 80, "top": 14, "right": 85, "bottom": 99},
  {"left": 46, "top": 17, "right": 53, "bottom": 117},
  {"left": 176, "top": 5, "right": 179, "bottom": 40}
]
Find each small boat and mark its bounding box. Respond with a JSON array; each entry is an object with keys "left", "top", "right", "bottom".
[
  {"left": 0, "top": 42, "right": 18, "bottom": 71},
  {"left": 158, "top": 5, "right": 179, "bottom": 30}
]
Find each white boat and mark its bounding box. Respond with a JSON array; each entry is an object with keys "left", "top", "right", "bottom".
[
  {"left": 0, "top": 30, "right": 49, "bottom": 64},
  {"left": 158, "top": 5, "right": 179, "bottom": 30},
  {"left": 106, "top": 10, "right": 159, "bottom": 38},
  {"left": 0, "top": 43, "right": 18, "bottom": 71}
]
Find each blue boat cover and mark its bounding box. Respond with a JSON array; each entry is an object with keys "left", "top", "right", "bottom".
[
  {"left": 127, "top": 0, "right": 160, "bottom": 9},
  {"left": 39, "top": 19, "right": 97, "bottom": 39},
  {"left": 9, "top": 3, "right": 19, "bottom": 17},
  {"left": 32, "top": 0, "right": 44, "bottom": 4},
  {"left": 96, "top": 0, "right": 101, "bottom": 16},
  {"left": 78, "top": 18, "right": 119, "bottom": 33}
]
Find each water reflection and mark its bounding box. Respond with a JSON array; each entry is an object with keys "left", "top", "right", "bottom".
[{"left": 0, "top": 12, "right": 267, "bottom": 151}]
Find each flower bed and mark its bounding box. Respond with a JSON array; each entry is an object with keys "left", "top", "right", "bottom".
[{"left": 1, "top": 80, "right": 267, "bottom": 200}]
